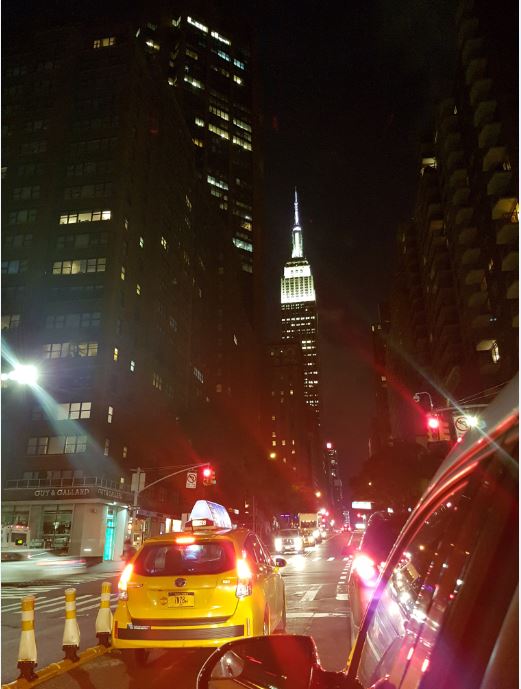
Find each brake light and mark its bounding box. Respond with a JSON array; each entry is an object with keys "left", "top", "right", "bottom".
[
  {"left": 176, "top": 536, "right": 195, "bottom": 544},
  {"left": 236, "top": 558, "right": 253, "bottom": 598},
  {"left": 118, "top": 563, "right": 133, "bottom": 600},
  {"left": 353, "top": 554, "right": 379, "bottom": 585}
]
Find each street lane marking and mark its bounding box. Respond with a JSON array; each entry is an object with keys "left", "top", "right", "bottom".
[
  {"left": 327, "top": 557, "right": 335, "bottom": 561},
  {"left": 1, "top": 593, "right": 119, "bottom": 615},
  {"left": 300, "top": 586, "right": 320, "bottom": 603},
  {"left": 336, "top": 593, "right": 349, "bottom": 600}
]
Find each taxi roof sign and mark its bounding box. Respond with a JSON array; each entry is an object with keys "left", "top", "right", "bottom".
[{"left": 188, "top": 500, "right": 232, "bottom": 530}]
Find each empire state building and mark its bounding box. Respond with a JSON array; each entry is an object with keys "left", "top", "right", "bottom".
[{"left": 280, "top": 191, "right": 321, "bottom": 422}]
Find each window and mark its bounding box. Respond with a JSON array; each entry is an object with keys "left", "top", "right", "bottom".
[
  {"left": 103, "top": 438, "right": 110, "bottom": 456},
  {"left": 1, "top": 259, "right": 28, "bottom": 274},
  {"left": 107, "top": 405, "right": 113, "bottom": 423},
  {"left": 208, "top": 124, "right": 229, "bottom": 140},
  {"left": 59, "top": 210, "right": 111, "bottom": 224},
  {"left": 161, "top": 236, "right": 168, "bottom": 250},
  {"left": 1, "top": 314, "right": 21, "bottom": 330},
  {"left": 122, "top": 445, "right": 128, "bottom": 458},
  {"left": 357, "top": 447, "right": 517, "bottom": 689},
  {"left": 210, "top": 30, "right": 230, "bottom": 45},
  {"left": 77, "top": 342, "right": 98, "bottom": 357},
  {"left": 130, "top": 360, "right": 135, "bottom": 372},
  {"left": 184, "top": 75, "right": 204, "bottom": 90},
  {"left": 93, "top": 37, "right": 115, "bottom": 48},
  {"left": 52, "top": 258, "right": 106, "bottom": 275},
  {"left": 491, "top": 341, "right": 500, "bottom": 363},
  {"left": 139, "top": 236, "right": 144, "bottom": 248},
  {"left": 152, "top": 372, "right": 162, "bottom": 390},
  {"left": 8, "top": 209, "right": 37, "bottom": 225},
  {"left": 120, "top": 266, "right": 126, "bottom": 281},
  {"left": 26, "top": 436, "right": 49, "bottom": 455},
  {"left": 65, "top": 435, "right": 87, "bottom": 453},
  {"left": 187, "top": 16, "right": 208, "bottom": 33},
  {"left": 57, "top": 402, "right": 91, "bottom": 420},
  {"left": 113, "top": 347, "right": 119, "bottom": 361}
]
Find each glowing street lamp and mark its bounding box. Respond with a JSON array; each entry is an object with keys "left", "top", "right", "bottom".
[
  {"left": 1, "top": 363, "right": 39, "bottom": 387},
  {"left": 315, "top": 490, "right": 322, "bottom": 498}
]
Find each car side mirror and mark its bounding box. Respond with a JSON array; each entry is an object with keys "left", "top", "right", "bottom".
[
  {"left": 197, "top": 635, "right": 363, "bottom": 689},
  {"left": 274, "top": 557, "right": 287, "bottom": 568}
]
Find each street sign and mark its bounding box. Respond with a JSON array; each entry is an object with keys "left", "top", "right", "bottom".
[
  {"left": 453, "top": 414, "right": 470, "bottom": 439},
  {"left": 131, "top": 472, "right": 146, "bottom": 492},
  {"left": 186, "top": 472, "right": 197, "bottom": 489}
]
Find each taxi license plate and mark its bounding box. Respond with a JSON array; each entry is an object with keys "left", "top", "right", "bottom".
[{"left": 168, "top": 592, "right": 195, "bottom": 608}]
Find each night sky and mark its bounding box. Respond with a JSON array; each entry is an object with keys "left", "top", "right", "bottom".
[{"left": 254, "top": 0, "right": 457, "bottom": 489}]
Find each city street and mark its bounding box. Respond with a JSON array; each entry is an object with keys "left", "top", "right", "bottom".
[{"left": 1, "top": 534, "right": 354, "bottom": 687}]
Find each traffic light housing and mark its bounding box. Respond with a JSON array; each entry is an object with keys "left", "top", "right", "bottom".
[
  {"left": 426, "top": 414, "right": 440, "bottom": 441},
  {"left": 202, "top": 467, "right": 216, "bottom": 486}
]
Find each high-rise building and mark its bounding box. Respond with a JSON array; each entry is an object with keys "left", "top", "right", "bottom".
[
  {"left": 1, "top": 14, "right": 261, "bottom": 558},
  {"left": 324, "top": 442, "right": 343, "bottom": 508},
  {"left": 280, "top": 191, "right": 321, "bottom": 422},
  {"left": 134, "top": 1, "right": 262, "bottom": 323}
]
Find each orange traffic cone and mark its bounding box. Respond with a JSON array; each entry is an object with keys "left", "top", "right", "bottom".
[
  {"left": 62, "top": 588, "right": 80, "bottom": 661},
  {"left": 17, "top": 595, "right": 38, "bottom": 680},
  {"left": 95, "top": 581, "right": 113, "bottom": 647}
]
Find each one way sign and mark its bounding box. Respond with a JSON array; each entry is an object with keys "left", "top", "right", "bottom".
[{"left": 186, "top": 472, "right": 197, "bottom": 489}]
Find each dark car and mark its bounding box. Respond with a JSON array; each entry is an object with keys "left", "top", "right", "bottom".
[
  {"left": 347, "top": 511, "right": 408, "bottom": 644},
  {"left": 196, "top": 373, "right": 519, "bottom": 689}
]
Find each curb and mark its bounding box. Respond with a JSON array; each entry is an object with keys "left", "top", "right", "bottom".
[{"left": 2, "top": 645, "right": 111, "bottom": 689}]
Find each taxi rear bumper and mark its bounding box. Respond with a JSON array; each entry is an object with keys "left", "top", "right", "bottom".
[{"left": 116, "top": 624, "right": 244, "bottom": 641}]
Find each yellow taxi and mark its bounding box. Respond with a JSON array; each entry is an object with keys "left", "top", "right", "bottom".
[{"left": 112, "top": 501, "right": 287, "bottom": 659}]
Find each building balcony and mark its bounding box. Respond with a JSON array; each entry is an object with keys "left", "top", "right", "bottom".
[
  {"left": 496, "top": 219, "right": 518, "bottom": 245},
  {"left": 478, "top": 121, "right": 502, "bottom": 149},
  {"left": 467, "top": 288, "right": 488, "bottom": 309},
  {"left": 501, "top": 249, "right": 518, "bottom": 272},
  {"left": 473, "top": 99, "right": 497, "bottom": 129},
  {"left": 487, "top": 169, "right": 513, "bottom": 197},
  {"left": 457, "top": 16, "right": 479, "bottom": 48},
  {"left": 483, "top": 145, "right": 508, "bottom": 172},
  {"left": 454, "top": 205, "right": 474, "bottom": 227},
  {"left": 463, "top": 266, "right": 485, "bottom": 285},
  {"left": 443, "top": 132, "right": 462, "bottom": 157},
  {"left": 446, "top": 149, "right": 465, "bottom": 171},
  {"left": 457, "top": 225, "right": 477, "bottom": 245},
  {"left": 451, "top": 186, "right": 471, "bottom": 207},
  {"left": 461, "top": 36, "right": 484, "bottom": 67},
  {"left": 470, "top": 77, "right": 493, "bottom": 107},
  {"left": 465, "top": 57, "right": 487, "bottom": 86},
  {"left": 506, "top": 278, "right": 518, "bottom": 301},
  {"left": 460, "top": 246, "right": 481, "bottom": 265},
  {"left": 492, "top": 197, "right": 518, "bottom": 221}
]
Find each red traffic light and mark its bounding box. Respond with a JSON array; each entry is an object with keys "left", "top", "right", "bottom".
[
  {"left": 202, "top": 467, "right": 212, "bottom": 478},
  {"left": 426, "top": 415, "right": 440, "bottom": 430}
]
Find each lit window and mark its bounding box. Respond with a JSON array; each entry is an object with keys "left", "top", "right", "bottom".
[
  {"left": 152, "top": 372, "right": 162, "bottom": 390},
  {"left": 136, "top": 284, "right": 141, "bottom": 295},
  {"left": 120, "top": 266, "right": 126, "bottom": 280},
  {"left": 57, "top": 402, "right": 91, "bottom": 420},
  {"left": 139, "top": 236, "right": 144, "bottom": 248},
  {"left": 210, "top": 30, "right": 230, "bottom": 45},
  {"left": 130, "top": 360, "right": 135, "bottom": 372},
  {"left": 122, "top": 445, "right": 128, "bottom": 458},
  {"left": 491, "top": 341, "right": 500, "bottom": 363},
  {"left": 107, "top": 405, "right": 114, "bottom": 423},
  {"left": 195, "top": 117, "right": 205, "bottom": 127},
  {"left": 113, "top": 347, "right": 119, "bottom": 361},
  {"left": 161, "top": 236, "right": 168, "bottom": 250},
  {"left": 207, "top": 174, "right": 228, "bottom": 190},
  {"left": 145, "top": 40, "right": 160, "bottom": 51},
  {"left": 186, "top": 48, "right": 198, "bottom": 60},
  {"left": 184, "top": 75, "right": 204, "bottom": 90},
  {"left": 1, "top": 314, "right": 21, "bottom": 329},
  {"left": 93, "top": 37, "right": 115, "bottom": 49},
  {"left": 272, "top": 441, "right": 277, "bottom": 447},
  {"left": 233, "top": 58, "right": 245, "bottom": 70},
  {"left": 187, "top": 16, "right": 208, "bottom": 33},
  {"left": 233, "top": 75, "right": 242, "bottom": 85},
  {"left": 104, "top": 438, "right": 110, "bottom": 456},
  {"left": 208, "top": 124, "right": 229, "bottom": 140},
  {"left": 193, "top": 138, "right": 204, "bottom": 147}
]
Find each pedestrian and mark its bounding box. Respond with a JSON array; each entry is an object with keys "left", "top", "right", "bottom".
[{"left": 121, "top": 538, "right": 136, "bottom": 563}]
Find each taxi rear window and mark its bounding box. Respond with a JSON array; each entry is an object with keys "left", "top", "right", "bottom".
[{"left": 133, "top": 541, "right": 236, "bottom": 576}]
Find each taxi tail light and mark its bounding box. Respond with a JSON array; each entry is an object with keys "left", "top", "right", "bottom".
[
  {"left": 235, "top": 558, "right": 253, "bottom": 598},
  {"left": 118, "top": 563, "right": 133, "bottom": 600},
  {"left": 353, "top": 554, "right": 379, "bottom": 585}
]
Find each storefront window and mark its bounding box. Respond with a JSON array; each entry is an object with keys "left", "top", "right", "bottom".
[
  {"left": 2, "top": 507, "right": 29, "bottom": 527},
  {"left": 42, "top": 506, "right": 72, "bottom": 550}
]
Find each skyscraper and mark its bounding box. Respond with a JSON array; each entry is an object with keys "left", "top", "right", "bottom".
[{"left": 280, "top": 191, "right": 321, "bottom": 423}]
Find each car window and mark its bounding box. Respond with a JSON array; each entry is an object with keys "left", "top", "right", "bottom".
[
  {"left": 251, "top": 535, "right": 270, "bottom": 565},
  {"left": 244, "top": 534, "right": 268, "bottom": 565},
  {"left": 133, "top": 541, "right": 236, "bottom": 576},
  {"left": 355, "top": 443, "right": 517, "bottom": 689}
]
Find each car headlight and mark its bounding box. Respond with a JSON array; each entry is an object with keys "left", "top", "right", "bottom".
[
  {"left": 274, "top": 538, "right": 282, "bottom": 551},
  {"left": 313, "top": 529, "right": 319, "bottom": 538},
  {"left": 294, "top": 537, "right": 303, "bottom": 548}
]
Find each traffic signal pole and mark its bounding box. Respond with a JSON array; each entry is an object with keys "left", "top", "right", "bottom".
[{"left": 131, "top": 462, "right": 211, "bottom": 517}]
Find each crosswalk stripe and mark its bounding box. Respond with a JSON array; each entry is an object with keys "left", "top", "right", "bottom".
[
  {"left": 2, "top": 592, "right": 119, "bottom": 614},
  {"left": 287, "top": 612, "right": 348, "bottom": 618},
  {"left": 336, "top": 593, "right": 349, "bottom": 600},
  {"left": 300, "top": 586, "right": 320, "bottom": 603}
]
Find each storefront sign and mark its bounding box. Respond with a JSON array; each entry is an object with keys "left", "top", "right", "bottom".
[{"left": 3, "top": 485, "right": 131, "bottom": 503}]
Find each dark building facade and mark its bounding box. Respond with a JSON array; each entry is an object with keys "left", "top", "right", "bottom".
[
  {"left": 387, "top": 0, "right": 518, "bottom": 440},
  {"left": 2, "top": 14, "right": 262, "bottom": 558}
]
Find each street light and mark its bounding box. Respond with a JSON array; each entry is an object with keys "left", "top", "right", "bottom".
[
  {"left": 1, "top": 363, "right": 39, "bottom": 386},
  {"left": 315, "top": 490, "right": 322, "bottom": 498},
  {"left": 413, "top": 391, "right": 434, "bottom": 410}
]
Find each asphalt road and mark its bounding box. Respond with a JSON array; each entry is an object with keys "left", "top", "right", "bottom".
[{"left": 1, "top": 534, "right": 356, "bottom": 687}]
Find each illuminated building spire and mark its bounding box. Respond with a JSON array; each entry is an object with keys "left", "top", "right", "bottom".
[{"left": 292, "top": 188, "right": 304, "bottom": 259}]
